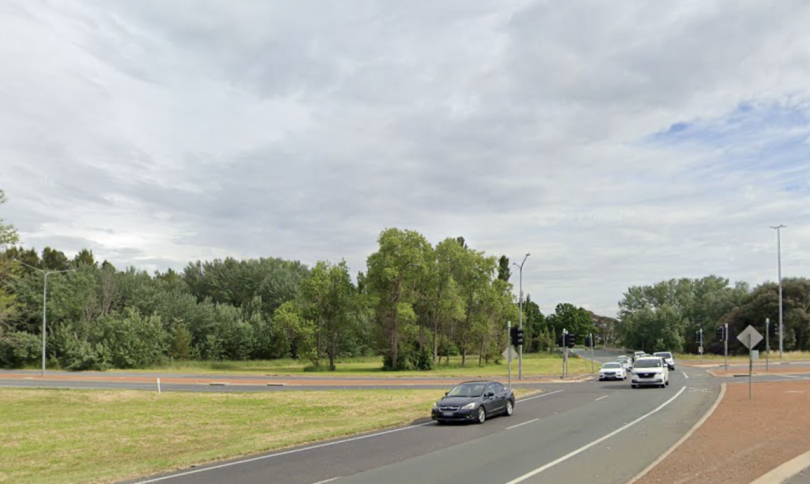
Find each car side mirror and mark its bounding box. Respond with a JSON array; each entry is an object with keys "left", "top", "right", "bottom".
[
  {"left": 444, "top": 392, "right": 449, "bottom": 397},
  {"left": 485, "top": 392, "right": 494, "bottom": 398}
]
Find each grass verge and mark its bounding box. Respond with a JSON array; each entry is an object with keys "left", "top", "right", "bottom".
[
  {"left": 0, "top": 387, "right": 538, "bottom": 484},
  {"left": 107, "top": 352, "right": 591, "bottom": 378},
  {"left": 675, "top": 351, "right": 810, "bottom": 363}
]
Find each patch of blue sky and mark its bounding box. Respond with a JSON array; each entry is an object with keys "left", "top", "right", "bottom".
[{"left": 642, "top": 102, "right": 810, "bottom": 192}]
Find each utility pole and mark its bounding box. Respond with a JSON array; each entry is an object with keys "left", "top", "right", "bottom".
[
  {"left": 14, "top": 260, "right": 74, "bottom": 376},
  {"left": 771, "top": 225, "right": 786, "bottom": 361},
  {"left": 513, "top": 253, "right": 530, "bottom": 380}
]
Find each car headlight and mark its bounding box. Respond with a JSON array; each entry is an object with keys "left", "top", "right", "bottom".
[
  {"left": 461, "top": 402, "right": 476, "bottom": 410},
  {"left": 433, "top": 402, "right": 439, "bottom": 410}
]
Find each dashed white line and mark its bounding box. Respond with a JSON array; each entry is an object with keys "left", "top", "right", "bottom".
[
  {"left": 507, "top": 418, "right": 539, "bottom": 430},
  {"left": 683, "top": 372, "right": 689, "bottom": 379},
  {"left": 518, "top": 389, "right": 564, "bottom": 403},
  {"left": 502, "top": 386, "right": 687, "bottom": 484},
  {"left": 595, "top": 395, "right": 608, "bottom": 402},
  {"left": 312, "top": 477, "right": 341, "bottom": 484}
]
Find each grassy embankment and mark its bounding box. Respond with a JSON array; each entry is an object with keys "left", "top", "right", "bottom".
[
  {"left": 0, "top": 387, "right": 538, "bottom": 484},
  {"left": 107, "top": 352, "right": 591, "bottom": 378},
  {"left": 675, "top": 351, "right": 810, "bottom": 363}
]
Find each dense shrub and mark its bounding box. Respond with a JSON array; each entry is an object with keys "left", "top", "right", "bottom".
[{"left": 0, "top": 331, "right": 40, "bottom": 368}]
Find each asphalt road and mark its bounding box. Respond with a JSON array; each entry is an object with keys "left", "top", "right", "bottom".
[{"left": 125, "top": 351, "right": 721, "bottom": 484}]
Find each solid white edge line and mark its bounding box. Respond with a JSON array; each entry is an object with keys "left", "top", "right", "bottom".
[
  {"left": 627, "top": 383, "right": 726, "bottom": 484},
  {"left": 134, "top": 388, "right": 564, "bottom": 483},
  {"left": 507, "top": 418, "right": 539, "bottom": 430},
  {"left": 595, "top": 395, "right": 608, "bottom": 402},
  {"left": 682, "top": 372, "right": 689, "bottom": 379},
  {"left": 517, "top": 389, "right": 563, "bottom": 403},
  {"left": 503, "top": 386, "right": 687, "bottom": 484},
  {"left": 133, "top": 422, "right": 433, "bottom": 483}
]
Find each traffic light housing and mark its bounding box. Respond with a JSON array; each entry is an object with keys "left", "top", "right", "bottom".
[
  {"left": 716, "top": 325, "right": 726, "bottom": 342},
  {"left": 564, "top": 333, "right": 576, "bottom": 348},
  {"left": 768, "top": 322, "right": 777, "bottom": 338},
  {"left": 510, "top": 327, "right": 524, "bottom": 346}
]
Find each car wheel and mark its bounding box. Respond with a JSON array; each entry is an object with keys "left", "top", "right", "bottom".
[
  {"left": 631, "top": 384, "right": 637, "bottom": 389},
  {"left": 436, "top": 420, "right": 446, "bottom": 425},
  {"left": 477, "top": 407, "right": 486, "bottom": 424},
  {"left": 505, "top": 400, "right": 514, "bottom": 417},
  {"left": 666, "top": 380, "right": 670, "bottom": 386}
]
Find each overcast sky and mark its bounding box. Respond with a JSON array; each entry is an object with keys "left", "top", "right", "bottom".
[{"left": 2, "top": 1, "right": 809, "bottom": 316}]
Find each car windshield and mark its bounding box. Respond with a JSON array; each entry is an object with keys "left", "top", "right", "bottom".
[
  {"left": 447, "top": 383, "right": 486, "bottom": 398},
  {"left": 634, "top": 359, "right": 662, "bottom": 368},
  {"left": 602, "top": 363, "right": 621, "bottom": 369},
  {"left": 654, "top": 352, "right": 673, "bottom": 358}
]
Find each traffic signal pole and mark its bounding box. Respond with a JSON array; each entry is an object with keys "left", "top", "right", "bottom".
[
  {"left": 699, "top": 329, "right": 703, "bottom": 365},
  {"left": 507, "top": 321, "right": 512, "bottom": 392},
  {"left": 590, "top": 333, "right": 595, "bottom": 374},
  {"left": 766, "top": 318, "right": 770, "bottom": 373},
  {"left": 724, "top": 323, "right": 729, "bottom": 372}
]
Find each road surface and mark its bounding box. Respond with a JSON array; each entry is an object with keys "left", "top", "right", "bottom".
[{"left": 123, "top": 351, "right": 721, "bottom": 484}]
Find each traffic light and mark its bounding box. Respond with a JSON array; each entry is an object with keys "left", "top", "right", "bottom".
[
  {"left": 514, "top": 328, "right": 524, "bottom": 346},
  {"left": 510, "top": 327, "right": 524, "bottom": 346},
  {"left": 716, "top": 325, "right": 726, "bottom": 342},
  {"left": 564, "top": 333, "right": 576, "bottom": 348},
  {"left": 586, "top": 334, "right": 593, "bottom": 347},
  {"left": 695, "top": 330, "right": 701, "bottom": 342},
  {"left": 768, "top": 322, "right": 777, "bottom": 338}
]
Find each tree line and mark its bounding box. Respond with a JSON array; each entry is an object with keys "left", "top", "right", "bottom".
[
  {"left": 616, "top": 275, "right": 810, "bottom": 354},
  {"left": 1, "top": 194, "right": 606, "bottom": 371}
]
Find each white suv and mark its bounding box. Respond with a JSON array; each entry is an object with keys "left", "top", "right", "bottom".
[
  {"left": 653, "top": 351, "right": 675, "bottom": 370},
  {"left": 631, "top": 357, "right": 670, "bottom": 388}
]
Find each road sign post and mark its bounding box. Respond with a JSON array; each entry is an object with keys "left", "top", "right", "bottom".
[{"left": 737, "top": 325, "right": 763, "bottom": 401}]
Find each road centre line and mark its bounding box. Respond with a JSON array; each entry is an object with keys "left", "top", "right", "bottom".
[
  {"left": 682, "top": 372, "right": 689, "bottom": 379},
  {"left": 503, "top": 386, "right": 687, "bottom": 484},
  {"left": 594, "top": 395, "right": 608, "bottom": 402},
  {"left": 507, "top": 418, "right": 539, "bottom": 430},
  {"left": 134, "top": 422, "right": 434, "bottom": 483}
]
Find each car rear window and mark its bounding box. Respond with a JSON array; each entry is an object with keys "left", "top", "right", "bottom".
[
  {"left": 603, "top": 363, "right": 621, "bottom": 368},
  {"left": 634, "top": 359, "right": 662, "bottom": 368},
  {"left": 654, "top": 352, "right": 673, "bottom": 358}
]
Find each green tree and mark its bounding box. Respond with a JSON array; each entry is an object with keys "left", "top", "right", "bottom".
[
  {"left": 546, "top": 303, "right": 595, "bottom": 345},
  {"left": 497, "top": 255, "right": 511, "bottom": 282},
  {"left": 453, "top": 248, "right": 497, "bottom": 367},
  {"left": 366, "top": 228, "right": 432, "bottom": 370}
]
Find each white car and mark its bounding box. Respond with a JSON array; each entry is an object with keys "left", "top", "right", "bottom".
[
  {"left": 632, "top": 351, "right": 646, "bottom": 363},
  {"left": 653, "top": 351, "right": 675, "bottom": 370},
  {"left": 598, "top": 362, "right": 626, "bottom": 381},
  {"left": 617, "top": 356, "right": 632, "bottom": 371},
  {"left": 631, "top": 357, "right": 670, "bottom": 388}
]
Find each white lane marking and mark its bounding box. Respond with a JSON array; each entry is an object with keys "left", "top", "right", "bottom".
[
  {"left": 779, "top": 374, "right": 810, "bottom": 380},
  {"left": 134, "top": 422, "right": 434, "bottom": 483},
  {"left": 312, "top": 478, "right": 341, "bottom": 484},
  {"left": 507, "top": 418, "right": 539, "bottom": 430},
  {"left": 595, "top": 395, "right": 608, "bottom": 402},
  {"left": 682, "top": 372, "right": 689, "bottom": 379},
  {"left": 518, "top": 389, "right": 563, "bottom": 403},
  {"left": 503, "top": 386, "right": 687, "bottom": 484}
]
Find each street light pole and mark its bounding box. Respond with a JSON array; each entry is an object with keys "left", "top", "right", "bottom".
[
  {"left": 513, "top": 253, "right": 530, "bottom": 380},
  {"left": 14, "top": 260, "right": 74, "bottom": 376},
  {"left": 770, "top": 225, "right": 786, "bottom": 361}
]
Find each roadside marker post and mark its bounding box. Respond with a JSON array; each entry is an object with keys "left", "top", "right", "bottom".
[{"left": 157, "top": 378, "right": 161, "bottom": 394}]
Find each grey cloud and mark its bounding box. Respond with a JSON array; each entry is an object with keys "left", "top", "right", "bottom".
[{"left": 2, "top": 0, "right": 810, "bottom": 316}]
